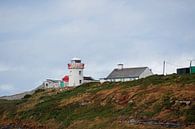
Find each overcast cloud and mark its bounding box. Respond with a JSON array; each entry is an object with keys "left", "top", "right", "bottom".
[{"left": 0, "top": 0, "right": 195, "bottom": 96}]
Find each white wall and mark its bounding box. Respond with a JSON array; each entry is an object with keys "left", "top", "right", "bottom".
[
  {"left": 106, "top": 77, "right": 137, "bottom": 82},
  {"left": 139, "top": 67, "right": 153, "bottom": 78},
  {"left": 43, "top": 81, "right": 60, "bottom": 88},
  {"left": 69, "top": 69, "right": 84, "bottom": 86},
  {"left": 83, "top": 80, "right": 99, "bottom": 83}
]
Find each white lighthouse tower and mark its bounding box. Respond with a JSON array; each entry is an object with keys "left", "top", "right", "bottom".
[{"left": 68, "top": 58, "right": 84, "bottom": 87}]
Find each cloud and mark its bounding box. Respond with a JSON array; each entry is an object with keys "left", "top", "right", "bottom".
[
  {"left": 0, "top": 84, "right": 14, "bottom": 90},
  {"left": 0, "top": 84, "right": 16, "bottom": 95},
  {"left": 0, "top": 64, "right": 10, "bottom": 72}
]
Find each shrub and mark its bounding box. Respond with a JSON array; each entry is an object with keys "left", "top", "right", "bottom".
[
  {"left": 141, "top": 111, "right": 156, "bottom": 117},
  {"left": 162, "top": 94, "right": 174, "bottom": 109},
  {"left": 153, "top": 103, "right": 163, "bottom": 114},
  {"left": 23, "top": 94, "right": 32, "bottom": 99},
  {"left": 117, "top": 103, "right": 134, "bottom": 116},
  {"left": 186, "top": 105, "right": 195, "bottom": 123},
  {"left": 34, "top": 89, "right": 45, "bottom": 94}
]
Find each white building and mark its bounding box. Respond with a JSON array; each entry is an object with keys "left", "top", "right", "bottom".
[
  {"left": 43, "top": 79, "right": 65, "bottom": 88},
  {"left": 68, "top": 58, "right": 85, "bottom": 86},
  {"left": 42, "top": 58, "right": 97, "bottom": 89},
  {"left": 104, "top": 64, "right": 153, "bottom": 82}
]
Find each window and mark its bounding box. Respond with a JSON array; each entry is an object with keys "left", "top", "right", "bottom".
[
  {"left": 79, "top": 71, "right": 82, "bottom": 75},
  {"left": 75, "top": 60, "right": 81, "bottom": 63},
  {"left": 79, "top": 80, "right": 82, "bottom": 84}
]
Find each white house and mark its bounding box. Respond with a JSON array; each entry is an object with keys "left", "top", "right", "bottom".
[
  {"left": 43, "top": 79, "right": 66, "bottom": 88},
  {"left": 104, "top": 64, "right": 153, "bottom": 82}
]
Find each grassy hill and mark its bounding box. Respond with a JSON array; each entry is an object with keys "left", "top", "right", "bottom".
[{"left": 0, "top": 74, "right": 195, "bottom": 129}]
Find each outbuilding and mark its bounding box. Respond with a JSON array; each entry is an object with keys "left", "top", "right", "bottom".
[{"left": 177, "top": 66, "right": 195, "bottom": 74}]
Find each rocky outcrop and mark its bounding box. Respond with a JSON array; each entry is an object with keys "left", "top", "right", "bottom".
[{"left": 127, "top": 119, "right": 182, "bottom": 128}]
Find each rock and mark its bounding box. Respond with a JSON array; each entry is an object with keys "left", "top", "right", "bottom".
[
  {"left": 128, "top": 100, "right": 133, "bottom": 104},
  {"left": 175, "top": 100, "right": 191, "bottom": 105},
  {"left": 128, "top": 119, "right": 138, "bottom": 125}
]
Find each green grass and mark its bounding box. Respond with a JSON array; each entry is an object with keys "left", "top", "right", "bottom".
[
  {"left": 153, "top": 103, "right": 163, "bottom": 114},
  {"left": 185, "top": 104, "right": 195, "bottom": 123},
  {"left": 23, "top": 94, "right": 32, "bottom": 99},
  {"left": 0, "top": 99, "right": 26, "bottom": 118},
  {"left": 34, "top": 88, "right": 45, "bottom": 94},
  {"left": 18, "top": 82, "right": 118, "bottom": 127},
  {"left": 141, "top": 111, "right": 156, "bottom": 117},
  {"left": 116, "top": 103, "right": 134, "bottom": 116},
  {"left": 19, "top": 101, "right": 116, "bottom": 128},
  {"left": 162, "top": 93, "right": 174, "bottom": 109},
  {"left": 121, "top": 74, "right": 195, "bottom": 89}
]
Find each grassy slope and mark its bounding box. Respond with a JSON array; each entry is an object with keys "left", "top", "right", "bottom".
[{"left": 0, "top": 74, "right": 195, "bottom": 129}]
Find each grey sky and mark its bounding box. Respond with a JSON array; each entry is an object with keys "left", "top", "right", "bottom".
[{"left": 0, "top": 0, "right": 195, "bottom": 96}]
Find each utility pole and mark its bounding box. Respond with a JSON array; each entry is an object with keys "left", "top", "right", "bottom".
[
  {"left": 190, "top": 60, "right": 192, "bottom": 74},
  {"left": 189, "top": 60, "right": 195, "bottom": 74},
  {"left": 163, "top": 60, "right": 166, "bottom": 75}
]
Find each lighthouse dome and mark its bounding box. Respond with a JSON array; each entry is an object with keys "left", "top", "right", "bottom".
[{"left": 71, "top": 57, "right": 81, "bottom": 61}]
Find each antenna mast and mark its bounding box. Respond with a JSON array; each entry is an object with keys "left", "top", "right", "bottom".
[{"left": 163, "top": 60, "right": 166, "bottom": 75}]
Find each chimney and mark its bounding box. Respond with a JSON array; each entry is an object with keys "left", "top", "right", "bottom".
[{"left": 117, "top": 64, "right": 124, "bottom": 70}]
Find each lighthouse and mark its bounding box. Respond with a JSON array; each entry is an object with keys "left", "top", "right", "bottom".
[{"left": 68, "top": 58, "right": 84, "bottom": 86}]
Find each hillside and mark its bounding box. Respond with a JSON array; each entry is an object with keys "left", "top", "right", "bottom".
[
  {"left": 0, "top": 85, "right": 44, "bottom": 100},
  {"left": 0, "top": 74, "right": 195, "bottom": 129}
]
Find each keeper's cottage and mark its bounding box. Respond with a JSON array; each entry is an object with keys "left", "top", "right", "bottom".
[{"left": 104, "top": 64, "right": 153, "bottom": 82}]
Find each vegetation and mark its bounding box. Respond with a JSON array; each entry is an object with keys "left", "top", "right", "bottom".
[
  {"left": 23, "top": 94, "right": 32, "bottom": 99},
  {"left": 185, "top": 104, "right": 195, "bottom": 123},
  {"left": 0, "top": 74, "right": 195, "bottom": 129}
]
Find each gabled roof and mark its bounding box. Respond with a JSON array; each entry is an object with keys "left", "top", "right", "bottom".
[
  {"left": 72, "top": 57, "right": 81, "bottom": 61},
  {"left": 46, "top": 79, "right": 61, "bottom": 83},
  {"left": 84, "top": 76, "right": 94, "bottom": 81},
  {"left": 106, "top": 67, "right": 148, "bottom": 79}
]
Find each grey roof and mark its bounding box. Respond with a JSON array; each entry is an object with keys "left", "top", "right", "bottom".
[
  {"left": 84, "top": 76, "right": 94, "bottom": 80},
  {"left": 46, "top": 79, "right": 61, "bottom": 83},
  {"left": 106, "top": 67, "right": 148, "bottom": 79}
]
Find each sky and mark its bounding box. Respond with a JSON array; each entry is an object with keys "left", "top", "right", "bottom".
[{"left": 0, "top": 0, "right": 195, "bottom": 96}]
